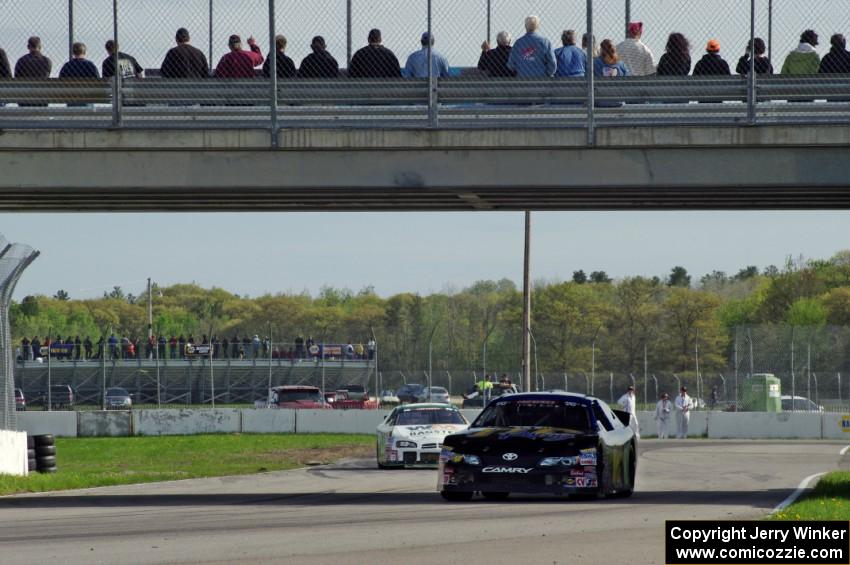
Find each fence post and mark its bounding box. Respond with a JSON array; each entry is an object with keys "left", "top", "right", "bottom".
[
  {"left": 747, "top": 0, "right": 756, "bottom": 124},
  {"left": 208, "top": 0, "right": 214, "bottom": 72},
  {"left": 111, "top": 0, "right": 122, "bottom": 128},
  {"left": 585, "top": 0, "right": 595, "bottom": 147},
  {"left": 427, "top": 0, "right": 437, "bottom": 127},
  {"left": 68, "top": 0, "right": 74, "bottom": 61},
  {"left": 346, "top": 0, "right": 353, "bottom": 67},
  {"left": 268, "top": 0, "right": 278, "bottom": 148},
  {"left": 486, "top": 0, "right": 492, "bottom": 44}
]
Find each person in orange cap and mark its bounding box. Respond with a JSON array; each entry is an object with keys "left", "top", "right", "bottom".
[{"left": 693, "top": 38, "right": 730, "bottom": 75}]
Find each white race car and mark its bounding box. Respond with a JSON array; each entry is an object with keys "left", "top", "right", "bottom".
[{"left": 376, "top": 403, "right": 470, "bottom": 468}]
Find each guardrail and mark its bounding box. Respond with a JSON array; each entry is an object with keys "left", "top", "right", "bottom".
[{"left": 3, "top": 76, "right": 850, "bottom": 138}]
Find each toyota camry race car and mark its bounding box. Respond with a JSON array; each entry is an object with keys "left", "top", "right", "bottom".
[
  {"left": 438, "top": 392, "right": 637, "bottom": 501},
  {"left": 376, "top": 404, "right": 470, "bottom": 468}
]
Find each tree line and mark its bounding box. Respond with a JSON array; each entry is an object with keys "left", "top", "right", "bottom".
[{"left": 10, "top": 251, "right": 850, "bottom": 374}]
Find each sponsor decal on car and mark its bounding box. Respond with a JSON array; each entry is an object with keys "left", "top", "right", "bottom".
[
  {"left": 575, "top": 477, "right": 597, "bottom": 488},
  {"left": 570, "top": 469, "right": 586, "bottom": 477},
  {"left": 579, "top": 448, "right": 597, "bottom": 465},
  {"left": 583, "top": 465, "right": 597, "bottom": 471},
  {"left": 565, "top": 477, "right": 575, "bottom": 485},
  {"left": 481, "top": 467, "right": 533, "bottom": 474}
]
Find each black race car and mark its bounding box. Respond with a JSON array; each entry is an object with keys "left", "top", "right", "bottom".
[{"left": 438, "top": 392, "right": 637, "bottom": 501}]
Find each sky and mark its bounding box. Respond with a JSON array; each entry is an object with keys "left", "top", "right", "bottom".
[{"left": 1, "top": 211, "right": 848, "bottom": 300}]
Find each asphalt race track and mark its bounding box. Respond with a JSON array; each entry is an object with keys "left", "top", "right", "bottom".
[{"left": 0, "top": 440, "right": 847, "bottom": 565}]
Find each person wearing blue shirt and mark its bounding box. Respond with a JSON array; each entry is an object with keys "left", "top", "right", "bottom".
[
  {"left": 507, "top": 15, "right": 556, "bottom": 77},
  {"left": 593, "top": 39, "right": 629, "bottom": 77},
  {"left": 403, "top": 32, "right": 449, "bottom": 78},
  {"left": 59, "top": 42, "right": 99, "bottom": 78},
  {"left": 554, "top": 29, "right": 586, "bottom": 77}
]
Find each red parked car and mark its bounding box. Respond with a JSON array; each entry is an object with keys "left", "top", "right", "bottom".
[{"left": 259, "top": 386, "right": 331, "bottom": 409}]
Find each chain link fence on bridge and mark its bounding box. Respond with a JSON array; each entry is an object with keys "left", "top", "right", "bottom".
[{"left": 0, "top": 1, "right": 846, "bottom": 129}]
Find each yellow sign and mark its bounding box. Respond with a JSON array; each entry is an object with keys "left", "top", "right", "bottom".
[{"left": 842, "top": 415, "right": 850, "bottom": 433}]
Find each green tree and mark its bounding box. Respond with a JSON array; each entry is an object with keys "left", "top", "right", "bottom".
[{"left": 667, "top": 266, "right": 691, "bottom": 287}]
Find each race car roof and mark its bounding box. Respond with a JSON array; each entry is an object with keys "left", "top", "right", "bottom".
[
  {"left": 488, "top": 392, "right": 596, "bottom": 407},
  {"left": 397, "top": 403, "right": 461, "bottom": 410}
]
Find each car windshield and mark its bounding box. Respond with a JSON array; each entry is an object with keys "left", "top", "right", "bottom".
[
  {"left": 474, "top": 398, "right": 593, "bottom": 431},
  {"left": 343, "top": 385, "right": 364, "bottom": 392},
  {"left": 277, "top": 390, "right": 322, "bottom": 402},
  {"left": 396, "top": 408, "right": 466, "bottom": 425},
  {"left": 107, "top": 388, "right": 128, "bottom": 396},
  {"left": 429, "top": 387, "right": 447, "bottom": 393},
  {"left": 15, "top": 389, "right": 23, "bottom": 398}
]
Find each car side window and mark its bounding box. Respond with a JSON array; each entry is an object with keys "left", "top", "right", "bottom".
[
  {"left": 592, "top": 405, "right": 614, "bottom": 432},
  {"left": 385, "top": 410, "right": 397, "bottom": 426}
]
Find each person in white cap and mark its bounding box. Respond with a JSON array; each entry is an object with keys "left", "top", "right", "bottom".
[
  {"left": 655, "top": 392, "right": 672, "bottom": 439},
  {"left": 617, "top": 385, "right": 639, "bottom": 437},
  {"left": 674, "top": 386, "right": 694, "bottom": 438}
]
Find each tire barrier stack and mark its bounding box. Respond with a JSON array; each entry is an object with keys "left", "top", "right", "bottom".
[{"left": 29, "top": 434, "right": 57, "bottom": 474}]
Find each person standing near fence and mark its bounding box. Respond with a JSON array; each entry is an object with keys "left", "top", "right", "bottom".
[
  {"left": 298, "top": 36, "right": 339, "bottom": 78},
  {"left": 478, "top": 31, "right": 515, "bottom": 77},
  {"left": 818, "top": 34, "right": 850, "bottom": 74},
  {"left": 349, "top": 29, "right": 401, "bottom": 78},
  {"left": 674, "top": 386, "right": 693, "bottom": 438},
  {"left": 102, "top": 40, "right": 144, "bottom": 79},
  {"left": 554, "top": 30, "right": 585, "bottom": 77},
  {"left": 617, "top": 22, "right": 655, "bottom": 76},
  {"left": 161, "top": 28, "right": 209, "bottom": 78},
  {"left": 15, "top": 36, "right": 52, "bottom": 78},
  {"left": 403, "top": 32, "right": 450, "bottom": 79},
  {"left": 655, "top": 392, "right": 672, "bottom": 439},
  {"left": 736, "top": 37, "right": 772, "bottom": 75},
  {"left": 656, "top": 32, "right": 691, "bottom": 76},
  {"left": 617, "top": 385, "right": 639, "bottom": 437},
  {"left": 213, "top": 35, "right": 264, "bottom": 79},
  {"left": 506, "top": 16, "right": 556, "bottom": 78},
  {"left": 781, "top": 30, "right": 820, "bottom": 75},
  {"left": 693, "top": 40, "right": 730, "bottom": 75},
  {"left": 262, "top": 35, "right": 297, "bottom": 79}
]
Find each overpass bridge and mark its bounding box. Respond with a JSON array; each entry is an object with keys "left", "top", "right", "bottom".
[{"left": 2, "top": 119, "right": 850, "bottom": 211}]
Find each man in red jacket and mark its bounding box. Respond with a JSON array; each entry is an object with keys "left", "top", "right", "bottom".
[{"left": 214, "top": 34, "right": 263, "bottom": 78}]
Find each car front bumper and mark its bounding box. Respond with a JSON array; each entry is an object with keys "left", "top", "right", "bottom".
[{"left": 439, "top": 462, "right": 599, "bottom": 494}]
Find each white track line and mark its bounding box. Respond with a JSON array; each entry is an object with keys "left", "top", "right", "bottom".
[
  {"left": 840, "top": 445, "right": 850, "bottom": 456},
  {"left": 770, "top": 472, "right": 826, "bottom": 515}
]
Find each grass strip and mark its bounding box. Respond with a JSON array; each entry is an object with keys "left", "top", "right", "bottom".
[
  {"left": 2, "top": 433, "right": 372, "bottom": 496},
  {"left": 769, "top": 471, "right": 850, "bottom": 520}
]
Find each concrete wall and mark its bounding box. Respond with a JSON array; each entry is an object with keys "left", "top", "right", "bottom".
[
  {"left": 297, "top": 409, "right": 389, "bottom": 435},
  {"left": 11, "top": 409, "right": 850, "bottom": 439},
  {"left": 16, "top": 411, "right": 77, "bottom": 437},
  {"left": 242, "top": 409, "right": 296, "bottom": 434},
  {"left": 133, "top": 409, "right": 241, "bottom": 436},
  {"left": 708, "top": 411, "right": 823, "bottom": 439},
  {"left": 78, "top": 411, "right": 132, "bottom": 438},
  {"left": 821, "top": 413, "right": 850, "bottom": 440},
  {"left": 0, "top": 430, "right": 28, "bottom": 476}
]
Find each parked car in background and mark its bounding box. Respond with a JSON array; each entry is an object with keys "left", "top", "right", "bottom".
[
  {"left": 339, "top": 384, "right": 367, "bottom": 401},
  {"left": 379, "top": 390, "right": 400, "bottom": 406},
  {"left": 781, "top": 395, "right": 824, "bottom": 412},
  {"left": 48, "top": 384, "right": 74, "bottom": 410},
  {"left": 417, "top": 386, "right": 451, "bottom": 404},
  {"left": 105, "top": 387, "right": 133, "bottom": 410},
  {"left": 14, "top": 388, "right": 25, "bottom": 411},
  {"left": 257, "top": 386, "right": 330, "bottom": 409},
  {"left": 396, "top": 384, "right": 425, "bottom": 404}
]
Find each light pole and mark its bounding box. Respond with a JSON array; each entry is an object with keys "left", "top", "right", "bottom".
[
  {"left": 528, "top": 328, "right": 539, "bottom": 391},
  {"left": 521, "top": 210, "right": 532, "bottom": 393}
]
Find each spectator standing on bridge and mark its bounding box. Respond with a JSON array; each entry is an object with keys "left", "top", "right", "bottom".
[
  {"left": 214, "top": 35, "right": 264, "bottom": 78},
  {"left": 593, "top": 40, "right": 628, "bottom": 77},
  {"left": 74, "top": 336, "right": 81, "bottom": 361},
  {"left": 298, "top": 36, "right": 339, "bottom": 78},
  {"left": 263, "top": 34, "right": 296, "bottom": 79},
  {"left": 169, "top": 335, "right": 178, "bottom": 359},
  {"left": 736, "top": 37, "right": 773, "bottom": 75},
  {"left": 403, "top": 32, "right": 450, "bottom": 78},
  {"left": 84, "top": 336, "right": 93, "bottom": 359},
  {"left": 617, "top": 385, "right": 639, "bottom": 438},
  {"left": 20, "top": 337, "right": 30, "bottom": 361},
  {"left": 31, "top": 336, "right": 41, "bottom": 360},
  {"left": 478, "top": 31, "right": 515, "bottom": 77},
  {"left": 15, "top": 36, "right": 52, "bottom": 78},
  {"left": 656, "top": 32, "right": 691, "bottom": 76},
  {"left": 0, "top": 48, "right": 10, "bottom": 79},
  {"left": 355, "top": 342, "right": 365, "bottom": 359},
  {"left": 674, "top": 386, "right": 694, "bottom": 438},
  {"left": 161, "top": 28, "right": 209, "bottom": 78},
  {"left": 507, "top": 16, "right": 556, "bottom": 77},
  {"left": 554, "top": 30, "right": 585, "bottom": 77},
  {"left": 655, "top": 392, "right": 672, "bottom": 439},
  {"left": 178, "top": 334, "right": 186, "bottom": 359},
  {"left": 367, "top": 338, "right": 376, "bottom": 360},
  {"left": 617, "top": 22, "right": 655, "bottom": 76},
  {"left": 819, "top": 34, "right": 850, "bottom": 74},
  {"left": 692, "top": 40, "right": 730, "bottom": 75},
  {"left": 781, "top": 30, "right": 820, "bottom": 75},
  {"left": 108, "top": 334, "right": 118, "bottom": 359},
  {"left": 252, "top": 334, "right": 261, "bottom": 358},
  {"left": 295, "top": 335, "right": 305, "bottom": 358},
  {"left": 102, "top": 40, "right": 143, "bottom": 79},
  {"left": 157, "top": 335, "right": 166, "bottom": 359},
  {"left": 349, "top": 29, "right": 401, "bottom": 78}
]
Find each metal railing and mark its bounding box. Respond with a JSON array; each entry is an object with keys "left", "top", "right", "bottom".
[{"left": 0, "top": 0, "right": 847, "bottom": 142}]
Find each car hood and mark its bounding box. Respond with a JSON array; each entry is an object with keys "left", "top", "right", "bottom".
[
  {"left": 392, "top": 424, "right": 468, "bottom": 441},
  {"left": 442, "top": 426, "right": 597, "bottom": 454}
]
